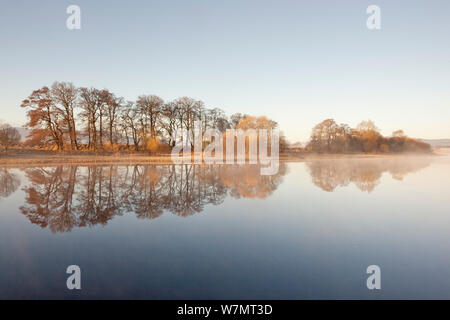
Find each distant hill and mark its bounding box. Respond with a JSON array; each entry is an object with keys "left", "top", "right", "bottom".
[{"left": 420, "top": 139, "right": 450, "bottom": 148}]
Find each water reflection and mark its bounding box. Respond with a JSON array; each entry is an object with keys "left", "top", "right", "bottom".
[
  {"left": 3, "top": 158, "right": 435, "bottom": 232},
  {"left": 1, "top": 158, "right": 448, "bottom": 299},
  {"left": 19, "top": 164, "right": 287, "bottom": 233},
  {"left": 306, "top": 157, "right": 432, "bottom": 192},
  {"left": 0, "top": 168, "right": 20, "bottom": 199}
]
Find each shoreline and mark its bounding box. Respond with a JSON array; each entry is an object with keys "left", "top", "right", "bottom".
[{"left": 0, "top": 149, "right": 443, "bottom": 167}]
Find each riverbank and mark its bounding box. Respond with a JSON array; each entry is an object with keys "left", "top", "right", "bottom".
[
  {"left": 0, "top": 149, "right": 442, "bottom": 167},
  {"left": 0, "top": 149, "right": 175, "bottom": 166}
]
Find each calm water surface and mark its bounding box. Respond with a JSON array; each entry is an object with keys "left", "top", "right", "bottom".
[{"left": 1, "top": 156, "right": 450, "bottom": 299}]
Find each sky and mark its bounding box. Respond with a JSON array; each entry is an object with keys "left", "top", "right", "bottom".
[{"left": 1, "top": 0, "right": 449, "bottom": 142}]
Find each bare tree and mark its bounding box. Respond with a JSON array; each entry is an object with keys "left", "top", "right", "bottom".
[
  {"left": 79, "top": 87, "right": 99, "bottom": 150},
  {"left": 104, "top": 93, "right": 123, "bottom": 146},
  {"left": 0, "top": 123, "right": 21, "bottom": 153},
  {"left": 176, "top": 97, "right": 203, "bottom": 147},
  {"left": 79, "top": 88, "right": 115, "bottom": 150},
  {"left": 159, "top": 101, "right": 178, "bottom": 146},
  {"left": 96, "top": 89, "right": 113, "bottom": 149},
  {"left": 136, "top": 95, "right": 164, "bottom": 143},
  {"left": 120, "top": 101, "right": 141, "bottom": 151},
  {"left": 208, "top": 108, "right": 229, "bottom": 132},
  {"left": 51, "top": 82, "right": 79, "bottom": 150}
]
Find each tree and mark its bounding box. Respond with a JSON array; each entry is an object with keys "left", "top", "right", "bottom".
[
  {"left": 96, "top": 89, "right": 113, "bottom": 149},
  {"left": 309, "top": 119, "right": 339, "bottom": 152},
  {"left": 392, "top": 130, "right": 405, "bottom": 138},
  {"left": 104, "top": 93, "right": 123, "bottom": 146},
  {"left": 279, "top": 132, "right": 289, "bottom": 153},
  {"left": 230, "top": 113, "right": 248, "bottom": 129},
  {"left": 175, "top": 97, "right": 203, "bottom": 147},
  {"left": 21, "top": 86, "right": 65, "bottom": 150},
  {"left": 119, "top": 101, "right": 141, "bottom": 151},
  {"left": 136, "top": 95, "right": 164, "bottom": 140},
  {"left": 355, "top": 120, "right": 381, "bottom": 153},
  {"left": 357, "top": 120, "right": 379, "bottom": 133},
  {"left": 79, "top": 88, "right": 115, "bottom": 150},
  {"left": 233, "top": 115, "right": 278, "bottom": 157},
  {"left": 159, "top": 101, "right": 178, "bottom": 146},
  {"left": 51, "top": 82, "right": 79, "bottom": 150},
  {"left": 0, "top": 123, "right": 21, "bottom": 152},
  {"left": 79, "top": 87, "right": 99, "bottom": 150},
  {"left": 236, "top": 115, "right": 277, "bottom": 131}
]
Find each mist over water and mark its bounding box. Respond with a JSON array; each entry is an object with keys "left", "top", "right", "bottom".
[{"left": 0, "top": 156, "right": 449, "bottom": 299}]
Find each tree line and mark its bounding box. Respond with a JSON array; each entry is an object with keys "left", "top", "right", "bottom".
[
  {"left": 306, "top": 119, "right": 431, "bottom": 154},
  {"left": 8, "top": 82, "right": 434, "bottom": 155},
  {"left": 20, "top": 81, "right": 277, "bottom": 152}
]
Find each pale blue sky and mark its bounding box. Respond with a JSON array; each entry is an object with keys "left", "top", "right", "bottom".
[{"left": 1, "top": 0, "right": 449, "bottom": 142}]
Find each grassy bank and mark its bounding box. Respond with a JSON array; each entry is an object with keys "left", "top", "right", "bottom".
[{"left": 0, "top": 149, "right": 441, "bottom": 167}]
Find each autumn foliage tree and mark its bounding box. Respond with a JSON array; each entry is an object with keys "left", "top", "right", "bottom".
[
  {"left": 21, "top": 86, "right": 65, "bottom": 150},
  {"left": 21, "top": 82, "right": 231, "bottom": 152},
  {"left": 307, "top": 119, "right": 431, "bottom": 154}
]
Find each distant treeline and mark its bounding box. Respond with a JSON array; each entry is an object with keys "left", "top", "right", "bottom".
[
  {"left": 20, "top": 82, "right": 282, "bottom": 152},
  {"left": 305, "top": 119, "right": 431, "bottom": 154},
  {"left": 2, "top": 81, "right": 432, "bottom": 155}
]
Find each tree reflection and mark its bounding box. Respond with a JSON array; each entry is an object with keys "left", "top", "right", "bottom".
[
  {"left": 219, "top": 164, "right": 287, "bottom": 199},
  {"left": 306, "top": 158, "right": 431, "bottom": 193},
  {"left": 0, "top": 168, "right": 20, "bottom": 198},
  {"left": 19, "top": 163, "right": 287, "bottom": 232},
  {"left": 20, "top": 166, "right": 79, "bottom": 232}
]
